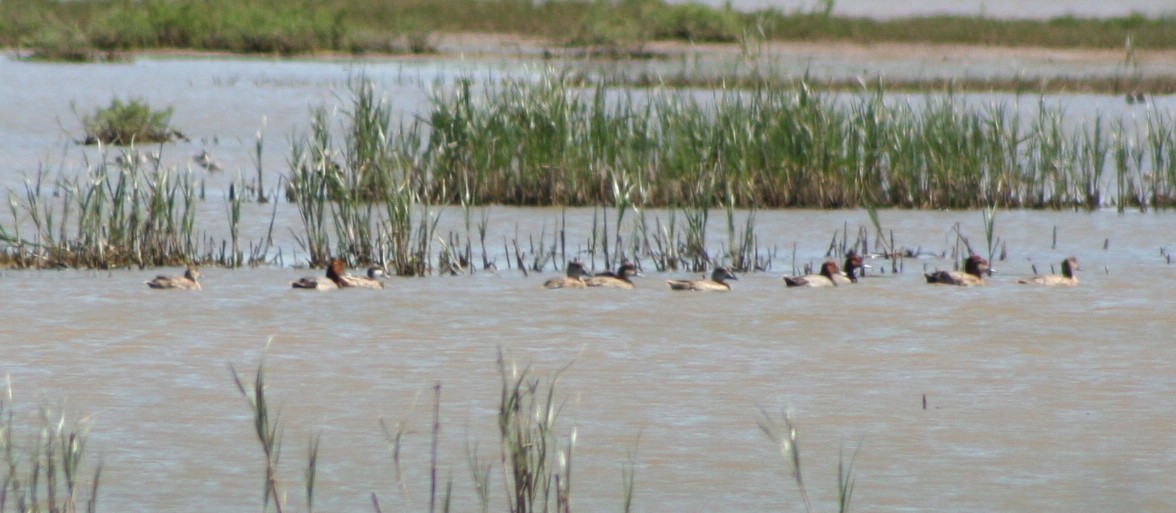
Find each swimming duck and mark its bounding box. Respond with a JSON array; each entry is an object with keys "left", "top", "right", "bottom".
[
  {"left": 1017, "top": 256, "right": 1079, "bottom": 286},
  {"left": 784, "top": 261, "right": 843, "bottom": 288},
  {"left": 290, "top": 274, "right": 338, "bottom": 290},
  {"left": 292, "top": 258, "right": 384, "bottom": 290},
  {"left": 543, "top": 260, "right": 592, "bottom": 289},
  {"left": 666, "top": 267, "right": 738, "bottom": 291},
  {"left": 924, "top": 255, "right": 989, "bottom": 286},
  {"left": 841, "top": 253, "right": 865, "bottom": 283},
  {"left": 146, "top": 266, "right": 202, "bottom": 290},
  {"left": 587, "top": 261, "right": 640, "bottom": 289},
  {"left": 193, "top": 150, "right": 222, "bottom": 172}
]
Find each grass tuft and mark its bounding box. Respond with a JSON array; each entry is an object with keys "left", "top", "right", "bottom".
[{"left": 78, "top": 98, "right": 184, "bottom": 146}]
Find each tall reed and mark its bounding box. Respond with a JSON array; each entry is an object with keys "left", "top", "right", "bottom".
[
  {"left": 497, "top": 350, "right": 575, "bottom": 513},
  {"left": 0, "top": 155, "right": 211, "bottom": 269},
  {"left": 286, "top": 76, "right": 440, "bottom": 274},
  {"left": 230, "top": 347, "right": 321, "bottom": 513},
  {"left": 758, "top": 407, "right": 858, "bottom": 513},
  {"left": 0, "top": 381, "right": 102, "bottom": 513},
  {"left": 406, "top": 72, "right": 1176, "bottom": 211}
]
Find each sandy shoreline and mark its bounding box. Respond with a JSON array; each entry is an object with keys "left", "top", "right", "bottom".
[
  {"left": 447, "top": 33, "right": 1176, "bottom": 79},
  {"left": 10, "top": 32, "right": 1176, "bottom": 90}
]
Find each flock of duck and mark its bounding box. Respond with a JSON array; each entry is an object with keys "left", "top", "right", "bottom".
[{"left": 144, "top": 255, "right": 1080, "bottom": 291}]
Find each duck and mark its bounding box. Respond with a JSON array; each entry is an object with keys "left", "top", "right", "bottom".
[
  {"left": 924, "top": 255, "right": 989, "bottom": 286},
  {"left": 292, "top": 258, "right": 384, "bottom": 290},
  {"left": 290, "top": 274, "right": 338, "bottom": 290},
  {"left": 785, "top": 253, "right": 866, "bottom": 287},
  {"left": 666, "top": 267, "right": 738, "bottom": 291},
  {"left": 841, "top": 252, "right": 865, "bottom": 283},
  {"left": 543, "top": 260, "right": 592, "bottom": 289},
  {"left": 587, "top": 261, "right": 640, "bottom": 289},
  {"left": 784, "top": 261, "right": 842, "bottom": 288},
  {"left": 1017, "top": 256, "right": 1079, "bottom": 286},
  {"left": 193, "top": 150, "right": 222, "bottom": 172},
  {"left": 146, "top": 266, "right": 202, "bottom": 290}
]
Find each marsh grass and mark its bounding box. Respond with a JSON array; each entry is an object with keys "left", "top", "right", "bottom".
[
  {"left": 225, "top": 348, "right": 585, "bottom": 513},
  {"left": 9, "top": 71, "right": 1176, "bottom": 272},
  {"left": 286, "top": 77, "right": 439, "bottom": 274},
  {"left": 0, "top": 143, "right": 280, "bottom": 269},
  {"left": 78, "top": 99, "right": 183, "bottom": 146},
  {"left": 497, "top": 351, "right": 575, "bottom": 513},
  {"left": 6, "top": 0, "right": 1176, "bottom": 58},
  {"left": 1, "top": 348, "right": 879, "bottom": 513},
  {"left": 230, "top": 347, "right": 322, "bottom": 513},
  {"left": 0, "top": 381, "right": 102, "bottom": 513},
  {"left": 758, "top": 407, "right": 858, "bottom": 513},
  {"left": 0, "top": 159, "right": 203, "bottom": 268},
  {"left": 411, "top": 72, "right": 1176, "bottom": 211}
]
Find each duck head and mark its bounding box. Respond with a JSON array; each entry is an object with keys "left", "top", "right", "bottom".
[
  {"left": 617, "top": 261, "right": 640, "bottom": 279},
  {"left": 963, "top": 255, "right": 990, "bottom": 278},
  {"left": 1061, "top": 256, "right": 1079, "bottom": 278},
  {"left": 184, "top": 265, "right": 201, "bottom": 281},
  {"left": 566, "top": 260, "right": 591, "bottom": 279},
  {"left": 711, "top": 267, "right": 738, "bottom": 282},
  {"left": 819, "top": 261, "right": 840, "bottom": 280},
  {"left": 326, "top": 258, "right": 348, "bottom": 286},
  {"left": 842, "top": 253, "right": 864, "bottom": 282}
]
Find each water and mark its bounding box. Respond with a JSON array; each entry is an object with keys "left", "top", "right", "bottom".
[
  {"left": 2, "top": 207, "right": 1175, "bottom": 513},
  {"left": 3, "top": 53, "right": 1172, "bottom": 198},
  {"left": 1, "top": 53, "right": 1175, "bottom": 513}
]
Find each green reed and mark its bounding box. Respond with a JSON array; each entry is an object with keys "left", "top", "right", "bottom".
[
  {"left": 77, "top": 98, "right": 181, "bottom": 146},
  {"left": 496, "top": 351, "right": 574, "bottom": 513},
  {"left": 759, "top": 407, "right": 858, "bottom": 513},
  {"left": 286, "top": 77, "right": 440, "bottom": 274},
  {"left": 0, "top": 381, "right": 102, "bottom": 513},
  {"left": 407, "top": 72, "right": 1176, "bottom": 211},
  {"left": 0, "top": 154, "right": 213, "bottom": 269},
  {"left": 0, "top": 144, "right": 275, "bottom": 269},
  {"left": 231, "top": 347, "right": 321, "bottom": 513}
]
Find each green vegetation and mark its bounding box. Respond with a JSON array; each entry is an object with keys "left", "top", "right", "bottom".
[
  {"left": 2, "top": 0, "right": 1176, "bottom": 58},
  {"left": 404, "top": 73, "right": 1176, "bottom": 210},
  {"left": 0, "top": 349, "right": 860, "bottom": 513},
  {"left": 0, "top": 384, "right": 102, "bottom": 513},
  {"left": 0, "top": 157, "right": 272, "bottom": 269},
  {"left": 79, "top": 98, "right": 183, "bottom": 145},
  {"left": 286, "top": 78, "right": 440, "bottom": 274},
  {"left": 5, "top": 72, "right": 1176, "bottom": 271},
  {"left": 227, "top": 350, "right": 583, "bottom": 513},
  {"left": 759, "top": 406, "right": 859, "bottom": 513}
]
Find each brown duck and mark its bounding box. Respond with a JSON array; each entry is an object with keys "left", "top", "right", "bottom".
[{"left": 666, "top": 267, "right": 738, "bottom": 291}]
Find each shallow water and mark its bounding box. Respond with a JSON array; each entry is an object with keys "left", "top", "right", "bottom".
[
  {"left": 3, "top": 53, "right": 1172, "bottom": 199},
  {"left": 2, "top": 207, "right": 1175, "bottom": 513}
]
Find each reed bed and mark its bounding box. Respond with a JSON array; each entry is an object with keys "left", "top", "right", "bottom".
[
  {"left": 286, "top": 77, "right": 439, "bottom": 275},
  {"left": 413, "top": 73, "right": 1176, "bottom": 210},
  {"left": 0, "top": 152, "right": 271, "bottom": 269},
  {"left": 8, "top": 73, "right": 1176, "bottom": 272},
  {"left": 35, "top": 71, "right": 1156, "bottom": 273}
]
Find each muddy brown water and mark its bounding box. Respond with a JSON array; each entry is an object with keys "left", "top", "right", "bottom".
[
  {"left": 2, "top": 207, "right": 1175, "bottom": 513},
  {"left": 2, "top": 54, "right": 1175, "bottom": 512}
]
